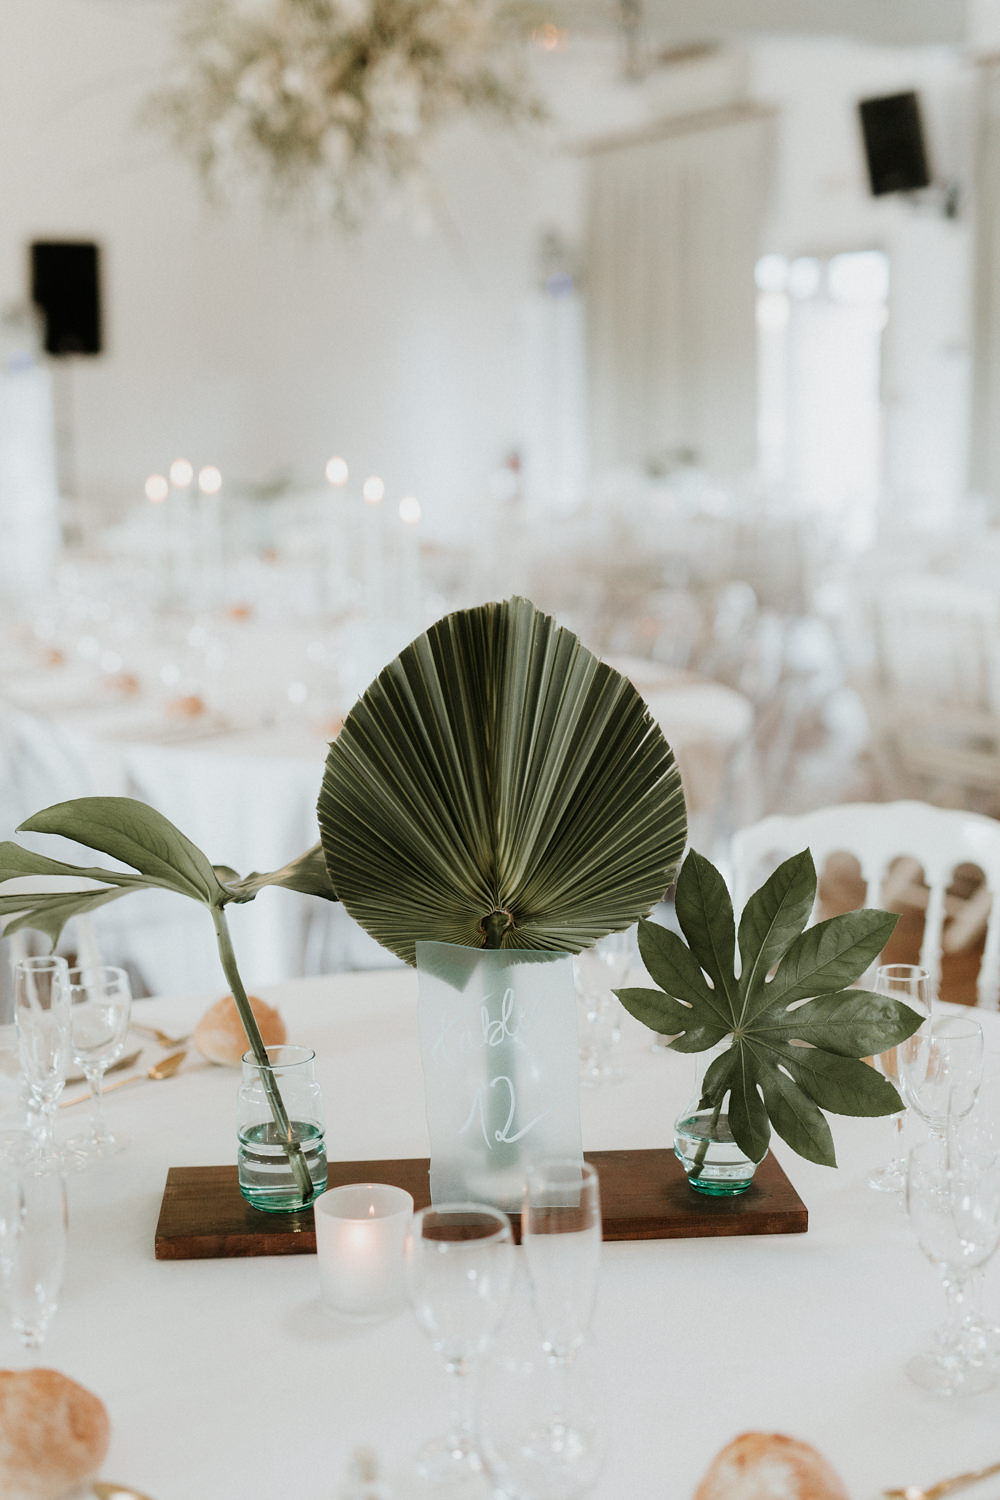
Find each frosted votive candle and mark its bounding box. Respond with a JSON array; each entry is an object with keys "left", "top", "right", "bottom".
[{"left": 315, "top": 1183, "right": 414, "bottom": 1320}]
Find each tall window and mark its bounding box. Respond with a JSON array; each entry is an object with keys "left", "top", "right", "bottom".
[{"left": 756, "top": 249, "right": 889, "bottom": 542}]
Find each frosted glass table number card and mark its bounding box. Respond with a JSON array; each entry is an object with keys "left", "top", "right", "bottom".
[{"left": 415, "top": 942, "right": 584, "bottom": 1210}]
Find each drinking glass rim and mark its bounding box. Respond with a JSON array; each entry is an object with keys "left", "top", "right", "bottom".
[
  {"left": 66, "top": 964, "right": 129, "bottom": 990},
  {"left": 526, "top": 1157, "right": 598, "bottom": 1186},
  {"left": 240, "top": 1044, "right": 316, "bottom": 1072},
  {"left": 316, "top": 1182, "right": 413, "bottom": 1223},
  {"left": 927, "top": 1015, "right": 983, "bottom": 1039},
  {"left": 876, "top": 963, "right": 931, "bottom": 984},
  {"left": 411, "top": 1201, "right": 513, "bottom": 1244},
  {"left": 14, "top": 955, "right": 69, "bottom": 974}
]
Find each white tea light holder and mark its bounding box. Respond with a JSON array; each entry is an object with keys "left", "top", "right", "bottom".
[{"left": 315, "top": 1183, "right": 414, "bottom": 1320}]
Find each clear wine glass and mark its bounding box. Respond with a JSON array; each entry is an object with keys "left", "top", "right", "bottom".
[
  {"left": 479, "top": 1340, "right": 607, "bottom": 1500},
  {"left": 520, "top": 1160, "right": 604, "bottom": 1486},
  {"left": 898, "top": 1014, "right": 983, "bottom": 1143},
  {"left": 8, "top": 1161, "right": 68, "bottom": 1350},
  {"left": 906, "top": 1138, "right": 1000, "bottom": 1395},
  {"left": 65, "top": 965, "right": 132, "bottom": 1164},
  {"left": 574, "top": 932, "right": 631, "bottom": 1088},
  {"left": 868, "top": 964, "right": 931, "bottom": 1193},
  {"left": 404, "top": 1202, "right": 515, "bottom": 1489},
  {"left": 13, "top": 956, "right": 71, "bottom": 1162}
]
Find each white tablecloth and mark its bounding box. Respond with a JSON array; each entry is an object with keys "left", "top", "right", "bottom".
[{"left": 24, "top": 971, "right": 1000, "bottom": 1500}]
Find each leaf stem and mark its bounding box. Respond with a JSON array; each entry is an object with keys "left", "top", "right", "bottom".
[
  {"left": 482, "top": 910, "right": 510, "bottom": 949},
  {"left": 211, "top": 906, "right": 313, "bottom": 1202},
  {"left": 691, "top": 1094, "right": 724, "bottom": 1181}
]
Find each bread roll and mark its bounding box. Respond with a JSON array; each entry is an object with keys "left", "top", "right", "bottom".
[
  {"left": 194, "top": 993, "right": 287, "bottom": 1066},
  {"left": 0, "top": 1367, "right": 110, "bottom": 1499},
  {"left": 694, "top": 1432, "right": 849, "bottom": 1500}
]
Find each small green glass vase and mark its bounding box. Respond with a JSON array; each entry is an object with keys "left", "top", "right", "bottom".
[
  {"left": 237, "top": 1045, "right": 327, "bottom": 1213},
  {"left": 673, "top": 1046, "right": 762, "bottom": 1197}
]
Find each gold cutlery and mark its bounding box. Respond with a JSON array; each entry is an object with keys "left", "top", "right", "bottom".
[
  {"left": 130, "top": 1022, "right": 191, "bottom": 1049},
  {"left": 66, "top": 1049, "right": 142, "bottom": 1086},
  {"left": 93, "top": 1483, "right": 157, "bottom": 1500},
  {"left": 884, "top": 1458, "right": 1000, "bottom": 1499},
  {"left": 60, "top": 1050, "right": 187, "bottom": 1108}
]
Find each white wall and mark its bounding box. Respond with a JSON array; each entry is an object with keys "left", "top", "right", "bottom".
[
  {"left": 750, "top": 38, "right": 974, "bottom": 512},
  {"left": 0, "top": 0, "right": 565, "bottom": 530},
  {"left": 1, "top": 7, "right": 977, "bottom": 527}
]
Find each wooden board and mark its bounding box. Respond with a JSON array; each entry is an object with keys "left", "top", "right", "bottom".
[{"left": 155, "top": 1150, "right": 807, "bottom": 1260}]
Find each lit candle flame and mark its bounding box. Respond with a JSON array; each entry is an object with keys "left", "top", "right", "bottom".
[
  {"left": 145, "top": 474, "right": 168, "bottom": 503},
  {"left": 198, "top": 465, "right": 222, "bottom": 495},
  {"left": 325, "top": 456, "right": 349, "bottom": 486},
  {"left": 363, "top": 476, "right": 385, "bottom": 505}
]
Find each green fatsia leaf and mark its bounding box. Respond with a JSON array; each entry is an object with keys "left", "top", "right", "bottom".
[
  {"left": 317, "top": 598, "right": 686, "bottom": 965},
  {"left": 636, "top": 918, "right": 731, "bottom": 1031},
  {"left": 223, "top": 844, "right": 338, "bottom": 903},
  {"left": 757, "top": 990, "right": 923, "bottom": 1059},
  {"left": 19, "top": 798, "right": 227, "bottom": 905},
  {"left": 748, "top": 908, "right": 898, "bottom": 1020},
  {"left": 674, "top": 850, "right": 737, "bottom": 1013},
  {"left": 773, "top": 1044, "right": 904, "bottom": 1118},
  {"left": 614, "top": 847, "right": 913, "bottom": 1170},
  {"left": 615, "top": 987, "right": 728, "bottom": 1053},
  {"left": 726, "top": 1053, "right": 771, "bottom": 1165},
  {"left": 737, "top": 849, "right": 815, "bottom": 1005},
  {"left": 755, "top": 1054, "right": 838, "bottom": 1167}
]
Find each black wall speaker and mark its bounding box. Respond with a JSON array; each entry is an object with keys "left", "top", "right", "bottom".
[
  {"left": 858, "top": 92, "right": 931, "bottom": 197},
  {"left": 30, "top": 240, "right": 103, "bottom": 356}
]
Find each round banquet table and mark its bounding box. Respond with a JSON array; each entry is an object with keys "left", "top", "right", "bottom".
[{"left": 17, "top": 969, "right": 1000, "bottom": 1500}]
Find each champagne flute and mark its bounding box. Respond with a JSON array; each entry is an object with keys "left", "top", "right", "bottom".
[
  {"left": 905, "top": 1138, "right": 1000, "bottom": 1395},
  {"left": 8, "top": 1161, "right": 68, "bottom": 1350},
  {"left": 13, "top": 956, "right": 70, "bottom": 1162},
  {"left": 65, "top": 966, "right": 132, "bottom": 1164},
  {"left": 519, "top": 1159, "right": 605, "bottom": 1487},
  {"left": 868, "top": 964, "right": 931, "bottom": 1193},
  {"left": 404, "top": 1202, "right": 515, "bottom": 1488},
  {"left": 899, "top": 1015, "right": 983, "bottom": 1143}
]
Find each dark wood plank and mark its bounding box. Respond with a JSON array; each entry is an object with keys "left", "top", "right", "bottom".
[{"left": 154, "top": 1149, "right": 807, "bottom": 1260}]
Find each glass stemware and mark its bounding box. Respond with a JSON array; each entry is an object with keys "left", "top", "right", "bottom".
[
  {"left": 65, "top": 965, "right": 132, "bottom": 1163},
  {"left": 898, "top": 1014, "right": 983, "bottom": 1144},
  {"left": 868, "top": 964, "right": 931, "bottom": 1193},
  {"left": 574, "top": 932, "right": 631, "bottom": 1088},
  {"left": 404, "top": 1202, "right": 515, "bottom": 1490},
  {"left": 517, "top": 1160, "right": 605, "bottom": 1493},
  {"left": 906, "top": 1138, "right": 1000, "bottom": 1396},
  {"left": 13, "top": 956, "right": 71, "bottom": 1161},
  {"left": 7, "top": 1161, "right": 68, "bottom": 1350}
]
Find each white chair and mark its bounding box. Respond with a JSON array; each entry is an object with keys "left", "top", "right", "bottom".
[
  {"left": 731, "top": 800, "right": 1000, "bottom": 1009},
  {"left": 849, "top": 574, "right": 1000, "bottom": 809}
]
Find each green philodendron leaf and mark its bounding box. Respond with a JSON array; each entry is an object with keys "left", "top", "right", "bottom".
[
  {"left": 2, "top": 887, "right": 133, "bottom": 950},
  {"left": 19, "top": 798, "right": 227, "bottom": 905},
  {"left": 223, "top": 843, "right": 339, "bottom": 903},
  {"left": 0, "top": 842, "right": 152, "bottom": 890},
  {"left": 615, "top": 847, "right": 919, "bottom": 1170}
]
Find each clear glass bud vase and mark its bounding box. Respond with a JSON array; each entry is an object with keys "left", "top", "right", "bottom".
[
  {"left": 237, "top": 1045, "right": 327, "bottom": 1213},
  {"left": 673, "top": 1043, "right": 763, "bottom": 1197}
]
